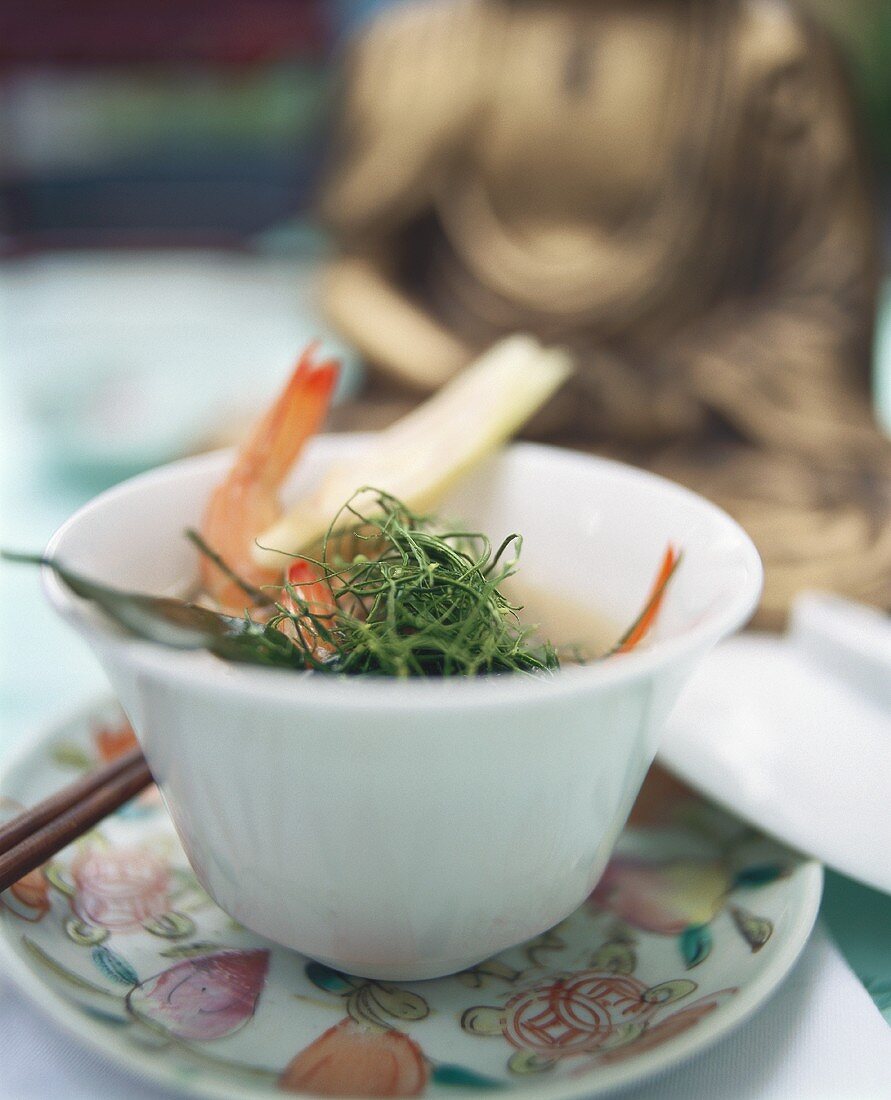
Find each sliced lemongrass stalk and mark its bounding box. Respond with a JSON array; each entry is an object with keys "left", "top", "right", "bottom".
[{"left": 253, "top": 335, "right": 573, "bottom": 565}]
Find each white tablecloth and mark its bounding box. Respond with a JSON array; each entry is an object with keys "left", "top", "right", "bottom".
[{"left": 0, "top": 924, "right": 888, "bottom": 1100}]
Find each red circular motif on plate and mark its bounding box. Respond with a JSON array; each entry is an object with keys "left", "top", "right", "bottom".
[{"left": 503, "top": 971, "right": 657, "bottom": 1056}]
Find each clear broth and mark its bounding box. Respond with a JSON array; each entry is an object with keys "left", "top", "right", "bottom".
[{"left": 506, "top": 579, "right": 618, "bottom": 663}]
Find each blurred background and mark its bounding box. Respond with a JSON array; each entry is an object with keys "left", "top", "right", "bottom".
[
  {"left": 1, "top": 0, "right": 890, "bottom": 722},
  {"left": 0, "top": 1, "right": 889, "bottom": 484}
]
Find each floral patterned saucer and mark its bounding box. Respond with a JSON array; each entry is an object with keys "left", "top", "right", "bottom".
[{"left": 0, "top": 700, "right": 822, "bottom": 1100}]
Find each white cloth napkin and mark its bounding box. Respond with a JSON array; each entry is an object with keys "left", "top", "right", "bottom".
[
  {"left": 661, "top": 595, "right": 891, "bottom": 894},
  {"left": 0, "top": 924, "right": 887, "bottom": 1100}
]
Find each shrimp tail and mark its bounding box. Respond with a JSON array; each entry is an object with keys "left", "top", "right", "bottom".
[
  {"left": 198, "top": 344, "right": 340, "bottom": 611},
  {"left": 233, "top": 342, "right": 339, "bottom": 489}
]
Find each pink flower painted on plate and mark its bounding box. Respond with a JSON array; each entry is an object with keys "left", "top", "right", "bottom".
[
  {"left": 503, "top": 971, "right": 658, "bottom": 1058},
  {"left": 589, "top": 857, "right": 730, "bottom": 936},
  {"left": 279, "top": 1018, "right": 428, "bottom": 1097},
  {"left": 70, "top": 845, "right": 170, "bottom": 932},
  {"left": 127, "top": 949, "right": 270, "bottom": 1040}
]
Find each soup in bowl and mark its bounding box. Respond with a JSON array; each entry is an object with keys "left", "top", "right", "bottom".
[{"left": 43, "top": 437, "right": 762, "bottom": 980}]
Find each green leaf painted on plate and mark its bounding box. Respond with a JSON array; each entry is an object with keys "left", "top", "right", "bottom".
[
  {"left": 732, "top": 864, "right": 785, "bottom": 889},
  {"left": 457, "top": 958, "right": 523, "bottom": 988},
  {"left": 642, "top": 978, "right": 697, "bottom": 1005},
  {"left": 65, "top": 917, "right": 109, "bottom": 946},
  {"left": 366, "top": 983, "right": 429, "bottom": 1021},
  {"left": 730, "top": 906, "right": 773, "bottom": 952},
  {"left": 21, "top": 936, "right": 120, "bottom": 999},
  {"left": 92, "top": 944, "right": 138, "bottom": 987},
  {"left": 432, "top": 1063, "right": 506, "bottom": 1089},
  {"left": 50, "top": 742, "right": 92, "bottom": 771},
  {"left": 46, "top": 864, "right": 76, "bottom": 898},
  {"left": 507, "top": 1050, "right": 555, "bottom": 1075},
  {"left": 460, "top": 1006, "right": 506, "bottom": 1036},
  {"left": 524, "top": 929, "right": 565, "bottom": 967},
  {"left": 680, "top": 924, "right": 712, "bottom": 969},
  {"left": 305, "top": 961, "right": 354, "bottom": 993},
  {"left": 347, "top": 985, "right": 389, "bottom": 1028},
  {"left": 159, "top": 941, "right": 222, "bottom": 959},
  {"left": 142, "top": 912, "right": 195, "bottom": 939},
  {"left": 590, "top": 940, "right": 636, "bottom": 974}
]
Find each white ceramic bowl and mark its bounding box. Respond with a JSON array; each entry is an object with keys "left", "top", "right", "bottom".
[{"left": 43, "top": 437, "right": 762, "bottom": 980}]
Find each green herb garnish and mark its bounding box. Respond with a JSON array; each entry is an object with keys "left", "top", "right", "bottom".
[
  {"left": 5, "top": 491, "right": 680, "bottom": 677},
  {"left": 265, "top": 489, "right": 559, "bottom": 678},
  {"left": 3, "top": 490, "right": 559, "bottom": 679}
]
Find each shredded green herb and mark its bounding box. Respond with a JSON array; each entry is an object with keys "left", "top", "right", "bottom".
[
  {"left": 261, "top": 489, "right": 560, "bottom": 678},
  {"left": 3, "top": 490, "right": 680, "bottom": 679}
]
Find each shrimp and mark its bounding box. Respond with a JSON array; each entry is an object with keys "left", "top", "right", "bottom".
[
  {"left": 199, "top": 344, "right": 339, "bottom": 613},
  {"left": 610, "top": 544, "right": 681, "bottom": 656},
  {"left": 279, "top": 559, "right": 340, "bottom": 663}
]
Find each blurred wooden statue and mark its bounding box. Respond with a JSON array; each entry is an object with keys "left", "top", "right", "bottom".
[{"left": 319, "top": 0, "right": 890, "bottom": 627}]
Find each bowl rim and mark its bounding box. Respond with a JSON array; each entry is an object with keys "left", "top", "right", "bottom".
[{"left": 42, "top": 437, "right": 763, "bottom": 713}]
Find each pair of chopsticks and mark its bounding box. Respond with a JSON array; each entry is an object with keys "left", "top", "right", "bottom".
[{"left": 0, "top": 749, "right": 154, "bottom": 894}]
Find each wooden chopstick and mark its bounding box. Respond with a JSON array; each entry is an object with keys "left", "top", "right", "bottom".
[
  {"left": 0, "top": 750, "right": 154, "bottom": 894},
  {"left": 0, "top": 747, "right": 146, "bottom": 852}
]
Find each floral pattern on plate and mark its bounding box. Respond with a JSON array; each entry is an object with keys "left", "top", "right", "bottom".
[{"left": 0, "top": 701, "right": 822, "bottom": 1100}]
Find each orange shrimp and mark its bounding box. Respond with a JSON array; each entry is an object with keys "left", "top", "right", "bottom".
[
  {"left": 280, "top": 559, "right": 339, "bottom": 663},
  {"left": 613, "top": 544, "right": 680, "bottom": 655},
  {"left": 199, "top": 345, "right": 339, "bottom": 613}
]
